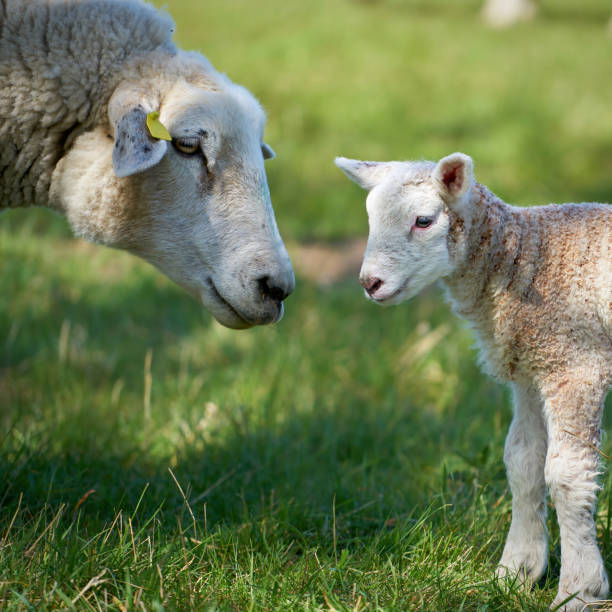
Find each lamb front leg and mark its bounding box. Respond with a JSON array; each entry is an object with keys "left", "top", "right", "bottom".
[
  {"left": 497, "top": 382, "right": 548, "bottom": 583},
  {"left": 543, "top": 378, "right": 608, "bottom": 611}
]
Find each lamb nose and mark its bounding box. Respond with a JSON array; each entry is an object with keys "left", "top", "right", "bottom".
[
  {"left": 258, "top": 276, "right": 291, "bottom": 302},
  {"left": 360, "top": 276, "right": 383, "bottom": 295}
]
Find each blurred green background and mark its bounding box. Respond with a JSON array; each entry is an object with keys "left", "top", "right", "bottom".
[
  {"left": 164, "top": 0, "right": 612, "bottom": 239},
  {"left": 1, "top": 1, "right": 612, "bottom": 609}
]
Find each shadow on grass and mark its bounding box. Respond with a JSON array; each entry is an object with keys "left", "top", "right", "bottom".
[
  {"left": 0, "top": 383, "right": 507, "bottom": 546},
  {"left": 1, "top": 270, "right": 508, "bottom": 541}
]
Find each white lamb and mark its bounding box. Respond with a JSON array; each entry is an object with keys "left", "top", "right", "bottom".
[
  {"left": 0, "top": 0, "right": 294, "bottom": 329},
  {"left": 336, "top": 152, "right": 612, "bottom": 610}
]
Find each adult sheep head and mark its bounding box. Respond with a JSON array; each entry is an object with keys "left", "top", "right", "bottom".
[{"left": 52, "top": 75, "right": 294, "bottom": 330}]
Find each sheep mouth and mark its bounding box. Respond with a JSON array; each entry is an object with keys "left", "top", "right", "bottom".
[
  {"left": 206, "top": 278, "right": 252, "bottom": 327},
  {"left": 204, "top": 277, "right": 284, "bottom": 328}
]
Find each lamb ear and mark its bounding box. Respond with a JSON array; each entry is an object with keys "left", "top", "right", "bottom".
[
  {"left": 433, "top": 153, "right": 474, "bottom": 201},
  {"left": 334, "top": 157, "right": 391, "bottom": 191},
  {"left": 111, "top": 106, "right": 169, "bottom": 178}
]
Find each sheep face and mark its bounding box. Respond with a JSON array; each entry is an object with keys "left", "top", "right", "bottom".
[
  {"left": 335, "top": 153, "right": 474, "bottom": 305},
  {"left": 125, "top": 83, "right": 295, "bottom": 329},
  {"left": 56, "top": 80, "right": 294, "bottom": 329}
]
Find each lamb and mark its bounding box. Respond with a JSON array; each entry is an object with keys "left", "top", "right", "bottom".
[
  {"left": 0, "top": 0, "right": 294, "bottom": 329},
  {"left": 335, "top": 152, "right": 612, "bottom": 610}
]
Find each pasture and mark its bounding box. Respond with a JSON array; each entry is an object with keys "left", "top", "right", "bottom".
[{"left": 2, "top": 0, "right": 612, "bottom": 609}]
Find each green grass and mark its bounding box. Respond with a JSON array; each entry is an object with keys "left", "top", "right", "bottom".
[{"left": 2, "top": 0, "right": 612, "bottom": 609}]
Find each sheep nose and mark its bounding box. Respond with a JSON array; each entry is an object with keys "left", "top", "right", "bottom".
[
  {"left": 257, "top": 274, "right": 293, "bottom": 303},
  {"left": 360, "top": 276, "right": 384, "bottom": 296}
]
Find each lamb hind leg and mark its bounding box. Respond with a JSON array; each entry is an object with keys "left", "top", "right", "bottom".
[
  {"left": 543, "top": 380, "right": 608, "bottom": 611},
  {"left": 497, "top": 382, "right": 548, "bottom": 583}
]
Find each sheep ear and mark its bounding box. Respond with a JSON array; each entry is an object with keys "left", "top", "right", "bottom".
[
  {"left": 433, "top": 153, "right": 474, "bottom": 202},
  {"left": 111, "top": 106, "right": 168, "bottom": 178},
  {"left": 334, "top": 157, "right": 391, "bottom": 191}
]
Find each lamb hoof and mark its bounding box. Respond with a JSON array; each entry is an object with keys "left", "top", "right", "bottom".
[
  {"left": 496, "top": 543, "right": 548, "bottom": 586},
  {"left": 550, "top": 594, "right": 599, "bottom": 611},
  {"left": 551, "top": 576, "right": 609, "bottom": 611}
]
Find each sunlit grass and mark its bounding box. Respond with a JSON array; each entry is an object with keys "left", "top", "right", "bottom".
[{"left": 2, "top": 0, "right": 612, "bottom": 609}]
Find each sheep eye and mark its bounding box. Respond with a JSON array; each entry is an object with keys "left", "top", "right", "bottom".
[
  {"left": 173, "top": 138, "right": 200, "bottom": 155},
  {"left": 414, "top": 216, "right": 433, "bottom": 229}
]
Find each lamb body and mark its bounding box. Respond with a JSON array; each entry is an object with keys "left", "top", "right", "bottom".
[
  {"left": 336, "top": 152, "right": 612, "bottom": 610},
  {"left": 0, "top": 0, "right": 294, "bottom": 328}
]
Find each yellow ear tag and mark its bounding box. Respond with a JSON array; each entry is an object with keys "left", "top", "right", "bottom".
[{"left": 146, "top": 110, "right": 171, "bottom": 141}]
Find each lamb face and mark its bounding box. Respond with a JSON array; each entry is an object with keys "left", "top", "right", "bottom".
[
  {"left": 335, "top": 154, "right": 474, "bottom": 305},
  {"left": 55, "top": 79, "right": 294, "bottom": 330}
]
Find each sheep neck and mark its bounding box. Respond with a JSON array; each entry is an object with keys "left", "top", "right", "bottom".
[{"left": 441, "top": 184, "right": 536, "bottom": 332}]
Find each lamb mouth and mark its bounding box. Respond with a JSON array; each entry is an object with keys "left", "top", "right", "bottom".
[
  {"left": 206, "top": 278, "right": 251, "bottom": 326},
  {"left": 370, "top": 277, "right": 410, "bottom": 303}
]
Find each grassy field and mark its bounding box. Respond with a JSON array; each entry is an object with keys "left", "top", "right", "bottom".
[{"left": 2, "top": 0, "right": 612, "bottom": 609}]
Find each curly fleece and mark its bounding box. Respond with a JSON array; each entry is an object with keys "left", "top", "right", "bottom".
[{"left": 0, "top": 0, "right": 176, "bottom": 209}]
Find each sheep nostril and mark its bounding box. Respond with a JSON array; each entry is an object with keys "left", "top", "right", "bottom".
[
  {"left": 257, "top": 276, "right": 290, "bottom": 303},
  {"left": 360, "top": 276, "right": 383, "bottom": 295}
]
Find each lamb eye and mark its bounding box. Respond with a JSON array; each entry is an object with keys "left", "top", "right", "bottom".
[
  {"left": 415, "top": 216, "right": 433, "bottom": 229},
  {"left": 173, "top": 138, "right": 200, "bottom": 155}
]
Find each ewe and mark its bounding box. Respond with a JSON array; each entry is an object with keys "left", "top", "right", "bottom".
[
  {"left": 0, "top": 0, "right": 294, "bottom": 329},
  {"left": 336, "top": 152, "right": 611, "bottom": 610}
]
